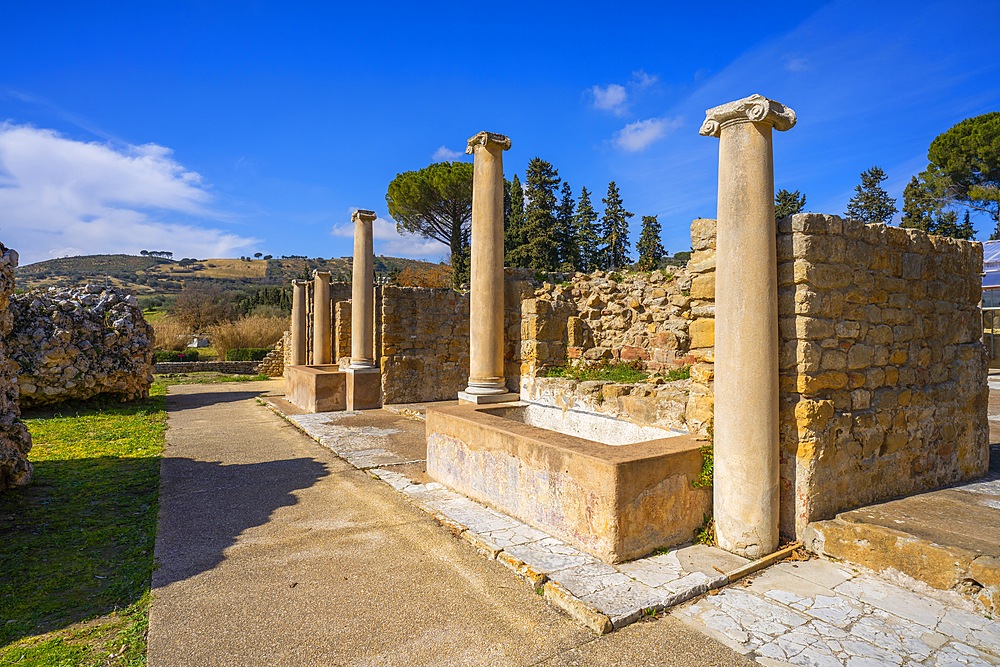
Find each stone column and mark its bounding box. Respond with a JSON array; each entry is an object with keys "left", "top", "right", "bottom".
[
  {"left": 460, "top": 131, "right": 516, "bottom": 404},
  {"left": 312, "top": 270, "right": 332, "bottom": 365},
  {"left": 350, "top": 209, "right": 377, "bottom": 369},
  {"left": 290, "top": 279, "right": 308, "bottom": 366},
  {"left": 700, "top": 94, "right": 796, "bottom": 559}
]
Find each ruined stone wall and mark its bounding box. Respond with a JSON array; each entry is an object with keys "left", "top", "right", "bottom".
[
  {"left": 256, "top": 335, "right": 285, "bottom": 377},
  {"left": 380, "top": 286, "right": 470, "bottom": 404},
  {"left": 0, "top": 245, "right": 32, "bottom": 491},
  {"left": 10, "top": 286, "right": 154, "bottom": 406},
  {"left": 778, "top": 214, "right": 989, "bottom": 537},
  {"left": 303, "top": 281, "right": 350, "bottom": 365},
  {"left": 334, "top": 301, "right": 351, "bottom": 366}
]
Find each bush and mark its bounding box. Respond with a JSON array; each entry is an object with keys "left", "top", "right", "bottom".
[
  {"left": 224, "top": 348, "right": 270, "bottom": 361},
  {"left": 539, "top": 360, "right": 647, "bottom": 383},
  {"left": 154, "top": 350, "right": 200, "bottom": 362},
  {"left": 207, "top": 315, "right": 286, "bottom": 358}
]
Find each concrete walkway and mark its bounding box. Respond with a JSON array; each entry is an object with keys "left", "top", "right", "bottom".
[{"left": 147, "top": 381, "right": 755, "bottom": 666}]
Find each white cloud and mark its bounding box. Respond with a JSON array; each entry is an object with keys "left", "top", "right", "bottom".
[
  {"left": 614, "top": 117, "right": 683, "bottom": 152},
  {"left": 432, "top": 145, "right": 464, "bottom": 161},
  {"left": 0, "top": 123, "right": 258, "bottom": 264},
  {"left": 332, "top": 213, "right": 444, "bottom": 259},
  {"left": 784, "top": 55, "right": 810, "bottom": 72},
  {"left": 590, "top": 83, "right": 628, "bottom": 114},
  {"left": 632, "top": 70, "right": 659, "bottom": 88}
]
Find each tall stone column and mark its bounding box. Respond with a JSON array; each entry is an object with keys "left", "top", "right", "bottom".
[
  {"left": 460, "top": 131, "right": 516, "bottom": 404},
  {"left": 312, "top": 270, "right": 332, "bottom": 365},
  {"left": 290, "top": 279, "right": 308, "bottom": 366},
  {"left": 350, "top": 209, "right": 377, "bottom": 369},
  {"left": 700, "top": 94, "right": 796, "bottom": 558}
]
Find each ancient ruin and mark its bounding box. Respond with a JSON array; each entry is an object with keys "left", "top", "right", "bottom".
[{"left": 0, "top": 245, "right": 32, "bottom": 491}]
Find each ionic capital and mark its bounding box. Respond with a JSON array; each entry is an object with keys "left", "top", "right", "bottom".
[
  {"left": 466, "top": 131, "right": 512, "bottom": 154},
  {"left": 352, "top": 209, "right": 377, "bottom": 225},
  {"left": 699, "top": 94, "right": 796, "bottom": 138}
]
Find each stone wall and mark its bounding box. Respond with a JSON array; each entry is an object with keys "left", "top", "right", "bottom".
[
  {"left": 380, "top": 286, "right": 470, "bottom": 404},
  {"left": 256, "top": 336, "right": 286, "bottom": 377},
  {"left": 0, "top": 245, "right": 32, "bottom": 491},
  {"left": 154, "top": 361, "right": 260, "bottom": 375},
  {"left": 334, "top": 301, "right": 352, "bottom": 365},
  {"left": 777, "top": 214, "right": 988, "bottom": 537},
  {"left": 10, "top": 285, "right": 154, "bottom": 407}
]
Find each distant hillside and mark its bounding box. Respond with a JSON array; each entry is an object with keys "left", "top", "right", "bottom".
[{"left": 15, "top": 253, "right": 453, "bottom": 295}]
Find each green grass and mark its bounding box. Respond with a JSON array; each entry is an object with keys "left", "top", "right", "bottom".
[
  {"left": 657, "top": 365, "right": 691, "bottom": 382},
  {"left": 0, "top": 384, "right": 167, "bottom": 666},
  {"left": 539, "top": 360, "right": 648, "bottom": 384},
  {"left": 154, "top": 372, "right": 270, "bottom": 385}
]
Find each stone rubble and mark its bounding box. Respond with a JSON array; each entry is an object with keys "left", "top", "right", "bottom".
[
  {"left": 10, "top": 285, "right": 154, "bottom": 406},
  {"left": 0, "top": 244, "right": 32, "bottom": 491}
]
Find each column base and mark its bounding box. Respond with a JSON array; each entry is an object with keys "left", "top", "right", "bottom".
[
  {"left": 345, "top": 366, "right": 381, "bottom": 411},
  {"left": 457, "top": 391, "right": 520, "bottom": 405}
]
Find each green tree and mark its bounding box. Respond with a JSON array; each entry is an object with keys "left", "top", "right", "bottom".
[
  {"left": 574, "top": 186, "right": 601, "bottom": 273},
  {"left": 924, "top": 112, "right": 1000, "bottom": 238},
  {"left": 901, "top": 175, "right": 937, "bottom": 232},
  {"left": 385, "top": 161, "right": 473, "bottom": 288},
  {"left": 554, "top": 182, "right": 579, "bottom": 271},
  {"left": 636, "top": 215, "right": 666, "bottom": 271},
  {"left": 775, "top": 189, "right": 806, "bottom": 221},
  {"left": 504, "top": 174, "right": 525, "bottom": 266},
  {"left": 845, "top": 166, "right": 897, "bottom": 225},
  {"left": 508, "top": 158, "right": 559, "bottom": 271},
  {"left": 599, "top": 181, "right": 634, "bottom": 270}
]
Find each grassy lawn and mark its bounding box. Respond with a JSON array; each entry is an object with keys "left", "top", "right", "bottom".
[
  {"left": 0, "top": 386, "right": 167, "bottom": 667},
  {"left": 154, "top": 372, "right": 270, "bottom": 385}
]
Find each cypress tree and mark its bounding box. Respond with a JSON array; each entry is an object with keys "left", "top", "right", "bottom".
[
  {"left": 508, "top": 158, "right": 560, "bottom": 270},
  {"left": 575, "top": 186, "right": 600, "bottom": 273},
  {"left": 554, "top": 182, "right": 579, "bottom": 271},
  {"left": 599, "top": 181, "right": 634, "bottom": 270},
  {"left": 504, "top": 174, "right": 526, "bottom": 266},
  {"left": 636, "top": 214, "right": 666, "bottom": 271}
]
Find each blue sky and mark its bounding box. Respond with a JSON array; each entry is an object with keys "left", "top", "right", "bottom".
[{"left": 2, "top": 0, "right": 999, "bottom": 266}]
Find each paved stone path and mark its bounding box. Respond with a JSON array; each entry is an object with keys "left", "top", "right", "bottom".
[{"left": 148, "top": 381, "right": 756, "bottom": 666}]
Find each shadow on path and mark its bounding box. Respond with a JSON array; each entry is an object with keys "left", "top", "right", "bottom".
[
  {"left": 153, "top": 455, "right": 330, "bottom": 588},
  {"left": 164, "top": 390, "right": 270, "bottom": 411}
]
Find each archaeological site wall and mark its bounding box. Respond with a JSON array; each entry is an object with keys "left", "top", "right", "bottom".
[
  {"left": 0, "top": 245, "right": 32, "bottom": 491},
  {"left": 10, "top": 285, "right": 155, "bottom": 407},
  {"left": 777, "top": 214, "right": 988, "bottom": 536}
]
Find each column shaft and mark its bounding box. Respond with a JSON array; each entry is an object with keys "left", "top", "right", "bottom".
[
  {"left": 466, "top": 133, "right": 509, "bottom": 395},
  {"left": 312, "top": 271, "right": 332, "bottom": 365},
  {"left": 350, "top": 210, "right": 377, "bottom": 368},
  {"left": 290, "top": 280, "right": 307, "bottom": 366}
]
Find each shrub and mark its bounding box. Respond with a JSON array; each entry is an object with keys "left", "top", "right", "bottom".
[
  {"left": 538, "top": 360, "right": 647, "bottom": 383},
  {"left": 207, "top": 315, "right": 286, "bottom": 358},
  {"left": 151, "top": 318, "right": 192, "bottom": 352},
  {"left": 154, "top": 350, "right": 199, "bottom": 362},
  {"left": 224, "top": 348, "right": 270, "bottom": 361}
]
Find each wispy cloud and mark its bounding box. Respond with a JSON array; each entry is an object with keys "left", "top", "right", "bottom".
[
  {"left": 614, "top": 117, "right": 683, "bottom": 152},
  {"left": 631, "top": 70, "right": 659, "bottom": 88},
  {"left": 0, "top": 123, "right": 258, "bottom": 264},
  {"left": 783, "top": 55, "right": 810, "bottom": 72},
  {"left": 332, "top": 212, "right": 444, "bottom": 259},
  {"left": 432, "top": 145, "right": 463, "bottom": 161},
  {"left": 590, "top": 83, "right": 628, "bottom": 115}
]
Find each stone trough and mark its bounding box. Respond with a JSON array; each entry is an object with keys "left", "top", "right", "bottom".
[{"left": 426, "top": 402, "right": 712, "bottom": 563}]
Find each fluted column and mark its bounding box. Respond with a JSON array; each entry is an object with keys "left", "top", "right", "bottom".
[
  {"left": 461, "top": 131, "right": 516, "bottom": 403},
  {"left": 700, "top": 94, "right": 796, "bottom": 559},
  {"left": 290, "top": 279, "right": 308, "bottom": 366},
  {"left": 312, "top": 270, "right": 332, "bottom": 365},
  {"left": 350, "top": 209, "right": 377, "bottom": 369}
]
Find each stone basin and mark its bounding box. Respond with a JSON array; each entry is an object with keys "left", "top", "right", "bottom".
[
  {"left": 426, "top": 402, "right": 712, "bottom": 563},
  {"left": 284, "top": 364, "right": 346, "bottom": 412},
  {"left": 481, "top": 402, "right": 686, "bottom": 446}
]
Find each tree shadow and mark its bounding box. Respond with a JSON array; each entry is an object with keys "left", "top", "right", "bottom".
[
  {"left": 152, "top": 455, "right": 329, "bottom": 587},
  {"left": 164, "top": 390, "right": 272, "bottom": 411}
]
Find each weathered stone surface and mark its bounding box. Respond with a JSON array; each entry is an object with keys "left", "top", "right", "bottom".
[
  {"left": 10, "top": 284, "right": 153, "bottom": 407},
  {"left": 0, "top": 244, "right": 32, "bottom": 491}
]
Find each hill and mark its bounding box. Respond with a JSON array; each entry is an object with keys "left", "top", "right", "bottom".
[{"left": 15, "top": 253, "right": 453, "bottom": 297}]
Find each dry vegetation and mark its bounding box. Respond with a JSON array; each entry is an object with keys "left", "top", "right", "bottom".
[
  {"left": 152, "top": 319, "right": 191, "bottom": 352},
  {"left": 206, "top": 316, "right": 287, "bottom": 357}
]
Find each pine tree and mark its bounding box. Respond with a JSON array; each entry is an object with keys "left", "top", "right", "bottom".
[
  {"left": 845, "top": 166, "right": 897, "bottom": 225},
  {"left": 901, "top": 175, "right": 935, "bottom": 232},
  {"left": 775, "top": 189, "right": 806, "bottom": 221},
  {"left": 554, "top": 182, "right": 579, "bottom": 271},
  {"left": 636, "top": 214, "right": 666, "bottom": 271},
  {"left": 599, "top": 181, "right": 634, "bottom": 270},
  {"left": 504, "top": 174, "right": 526, "bottom": 266},
  {"left": 508, "top": 158, "right": 560, "bottom": 270},
  {"left": 575, "top": 186, "right": 601, "bottom": 273},
  {"left": 932, "top": 210, "right": 976, "bottom": 240}
]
